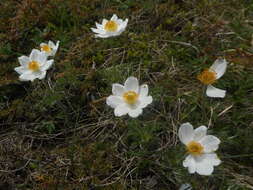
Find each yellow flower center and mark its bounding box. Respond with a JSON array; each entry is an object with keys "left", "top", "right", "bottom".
[
  {"left": 104, "top": 21, "right": 118, "bottom": 32},
  {"left": 186, "top": 141, "right": 204, "bottom": 156},
  {"left": 123, "top": 91, "right": 139, "bottom": 104},
  {"left": 41, "top": 45, "right": 52, "bottom": 52},
  {"left": 28, "top": 61, "right": 40, "bottom": 71},
  {"left": 197, "top": 69, "right": 217, "bottom": 85}
]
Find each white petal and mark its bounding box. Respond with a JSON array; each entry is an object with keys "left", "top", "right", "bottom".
[
  {"left": 116, "top": 19, "right": 123, "bottom": 25},
  {"left": 193, "top": 153, "right": 221, "bottom": 176},
  {"left": 40, "top": 42, "right": 47, "bottom": 47},
  {"left": 19, "top": 70, "right": 47, "bottom": 81},
  {"left": 128, "top": 108, "right": 143, "bottom": 118},
  {"left": 19, "top": 72, "right": 36, "bottom": 82},
  {"left": 30, "top": 49, "right": 41, "bottom": 61},
  {"left": 50, "top": 50, "right": 56, "bottom": 57},
  {"left": 91, "top": 27, "right": 105, "bottom": 34},
  {"left": 106, "top": 95, "right": 124, "bottom": 108},
  {"left": 193, "top": 125, "right": 207, "bottom": 141},
  {"left": 124, "top": 18, "right": 128, "bottom": 25},
  {"left": 122, "top": 19, "right": 128, "bottom": 27},
  {"left": 14, "top": 66, "right": 27, "bottom": 74},
  {"left": 49, "top": 40, "right": 58, "bottom": 47},
  {"left": 124, "top": 76, "right": 139, "bottom": 92},
  {"left": 139, "top": 96, "right": 153, "bottom": 108},
  {"left": 204, "top": 153, "right": 221, "bottom": 166},
  {"left": 178, "top": 123, "right": 194, "bottom": 145},
  {"left": 111, "top": 14, "right": 118, "bottom": 21},
  {"left": 112, "top": 83, "right": 125, "bottom": 96},
  {"left": 117, "top": 28, "right": 126, "bottom": 35},
  {"left": 111, "top": 31, "right": 122, "bottom": 37},
  {"left": 206, "top": 85, "right": 226, "bottom": 98},
  {"left": 200, "top": 135, "right": 220, "bottom": 153},
  {"left": 210, "top": 58, "right": 227, "bottom": 79},
  {"left": 95, "top": 22, "right": 103, "bottom": 30},
  {"left": 37, "top": 51, "right": 48, "bottom": 64},
  {"left": 114, "top": 104, "right": 129, "bottom": 117},
  {"left": 113, "top": 33, "right": 122, "bottom": 37},
  {"left": 102, "top": 19, "right": 108, "bottom": 26},
  {"left": 52, "top": 42, "right": 59, "bottom": 56},
  {"left": 102, "top": 30, "right": 122, "bottom": 37},
  {"left": 37, "top": 71, "right": 47, "bottom": 79},
  {"left": 139, "top": 84, "right": 149, "bottom": 97},
  {"left": 55, "top": 41, "right": 60, "bottom": 48},
  {"left": 41, "top": 60, "right": 54, "bottom": 71},
  {"left": 118, "top": 19, "right": 128, "bottom": 32},
  {"left": 94, "top": 33, "right": 111, "bottom": 38},
  {"left": 115, "top": 30, "right": 124, "bottom": 36},
  {"left": 183, "top": 155, "right": 196, "bottom": 174},
  {"left": 195, "top": 160, "right": 214, "bottom": 176},
  {"left": 18, "top": 56, "right": 30, "bottom": 66},
  {"left": 47, "top": 40, "right": 53, "bottom": 47}
]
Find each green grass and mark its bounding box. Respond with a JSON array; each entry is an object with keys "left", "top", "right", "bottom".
[{"left": 0, "top": 0, "right": 253, "bottom": 189}]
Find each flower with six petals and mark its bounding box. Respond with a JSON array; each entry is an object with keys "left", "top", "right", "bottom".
[
  {"left": 178, "top": 122, "right": 221, "bottom": 176},
  {"left": 91, "top": 14, "right": 128, "bottom": 38},
  {"left": 14, "top": 49, "right": 54, "bottom": 82},
  {"left": 106, "top": 77, "right": 153, "bottom": 118}
]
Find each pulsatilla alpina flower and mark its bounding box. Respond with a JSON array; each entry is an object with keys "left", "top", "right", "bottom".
[
  {"left": 40, "top": 40, "right": 59, "bottom": 57},
  {"left": 197, "top": 58, "right": 227, "bottom": 98},
  {"left": 178, "top": 123, "right": 221, "bottom": 176},
  {"left": 106, "top": 77, "right": 153, "bottom": 118},
  {"left": 91, "top": 14, "right": 128, "bottom": 38},
  {"left": 14, "top": 49, "right": 54, "bottom": 82}
]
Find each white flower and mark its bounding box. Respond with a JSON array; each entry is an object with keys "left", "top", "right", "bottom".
[
  {"left": 197, "top": 58, "right": 228, "bottom": 98},
  {"left": 14, "top": 49, "right": 54, "bottom": 82},
  {"left": 40, "top": 40, "right": 59, "bottom": 57},
  {"left": 106, "top": 77, "right": 153, "bottom": 118},
  {"left": 178, "top": 123, "right": 221, "bottom": 176},
  {"left": 91, "top": 14, "right": 128, "bottom": 38}
]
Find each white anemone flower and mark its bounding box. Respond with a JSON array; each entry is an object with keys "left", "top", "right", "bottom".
[
  {"left": 14, "top": 49, "right": 54, "bottom": 82},
  {"left": 178, "top": 122, "right": 221, "bottom": 176},
  {"left": 197, "top": 58, "right": 228, "bottom": 98},
  {"left": 106, "top": 77, "right": 153, "bottom": 118},
  {"left": 91, "top": 14, "right": 128, "bottom": 38},
  {"left": 40, "top": 40, "right": 60, "bottom": 57}
]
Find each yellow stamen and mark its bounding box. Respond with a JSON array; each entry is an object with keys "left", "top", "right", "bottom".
[
  {"left": 28, "top": 61, "right": 40, "bottom": 71},
  {"left": 197, "top": 69, "right": 217, "bottom": 85},
  {"left": 186, "top": 141, "right": 204, "bottom": 156},
  {"left": 41, "top": 45, "right": 51, "bottom": 52},
  {"left": 104, "top": 21, "right": 118, "bottom": 32},
  {"left": 123, "top": 91, "right": 139, "bottom": 104}
]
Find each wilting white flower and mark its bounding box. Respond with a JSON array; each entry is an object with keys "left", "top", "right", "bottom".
[
  {"left": 178, "top": 123, "right": 221, "bottom": 176},
  {"left": 197, "top": 58, "right": 228, "bottom": 98},
  {"left": 106, "top": 77, "right": 153, "bottom": 118},
  {"left": 14, "top": 49, "right": 54, "bottom": 82},
  {"left": 40, "top": 40, "right": 59, "bottom": 57},
  {"left": 91, "top": 14, "right": 128, "bottom": 38}
]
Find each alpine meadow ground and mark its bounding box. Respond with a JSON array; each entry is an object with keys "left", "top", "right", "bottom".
[{"left": 0, "top": 0, "right": 253, "bottom": 189}]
